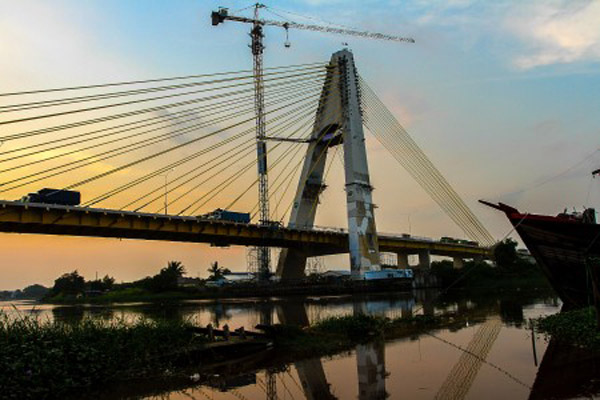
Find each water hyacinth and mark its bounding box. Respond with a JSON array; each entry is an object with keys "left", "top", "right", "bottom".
[{"left": 0, "top": 310, "right": 206, "bottom": 399}]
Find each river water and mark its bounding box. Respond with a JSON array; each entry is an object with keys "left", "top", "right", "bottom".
[{"left": 3, "top": 289, "right": 595, "bottom": 399}]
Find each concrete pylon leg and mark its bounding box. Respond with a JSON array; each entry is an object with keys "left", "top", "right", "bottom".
[
  {"left": 418, "top": 251, "right": 431, "bottom": 269},
  {"left": 338, "top": 50, "right": 380, "bottom": 278},
  {"left": 453, "top": 257, "right": 464, "bottom": 269},
  {"left": 397, "top": 253, "right": 409, "bottom": 269}
]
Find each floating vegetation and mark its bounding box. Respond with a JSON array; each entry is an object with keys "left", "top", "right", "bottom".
[
  {"left": 536, "top": 307, "right": 600, "bottom": 350},
  {"left": 0, "top": 311, "right": 206, "bottom": 399}
]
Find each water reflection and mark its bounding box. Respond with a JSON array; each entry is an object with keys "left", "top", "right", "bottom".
[
  {"left": 529, "top": 338, "right": 600, "bottom": 399},
  {"left": 3, "top": 290, "right": 584, "bottom": 400}
]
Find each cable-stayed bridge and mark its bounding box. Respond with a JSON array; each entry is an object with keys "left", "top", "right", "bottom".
[{"left": 0, "top": 50, "right": 494, "bottom": 279}]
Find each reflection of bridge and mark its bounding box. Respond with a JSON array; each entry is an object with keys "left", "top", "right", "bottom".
[{"left": 0, "top": 49, "right": 494, "bottom": 279}]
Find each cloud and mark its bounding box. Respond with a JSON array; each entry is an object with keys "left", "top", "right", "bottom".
[{"left": 508, "top": 1, "right": 600, "bottom": 69}]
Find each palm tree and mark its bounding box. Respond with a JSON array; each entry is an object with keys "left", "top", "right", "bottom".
[
  {"left": 207, "top": 261, "right": 230, "bottom": 281},
  {"left": 165, "top": 260, "right": 185, "bottom": 277}
]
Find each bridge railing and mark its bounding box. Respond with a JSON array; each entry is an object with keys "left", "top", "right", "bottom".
[{"left": 286, "top": 222, "right": 439, "bottom": 243}]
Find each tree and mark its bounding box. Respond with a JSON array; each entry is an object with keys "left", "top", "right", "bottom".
[
  {"left": 51, "top": 271, "right": 85, "bottom": 296},
  {"left": 20, "top": 284, "right": 49, "bottom": 299},
  {"left": 88, "top": 275, "right": 115, "bottom": 292},
  {"left": 207, "top": 261, "right": 230, "bottom": 281},
  {"left": 494, "top": 238, "right": 521, "bottom": 270},
  {"left": 149, "top": 261, "right": 186, "bottom": 292}
]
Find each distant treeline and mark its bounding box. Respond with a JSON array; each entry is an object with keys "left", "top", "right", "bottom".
[{"left": 0, "top": 284, "right": 49, "bottom": 301}]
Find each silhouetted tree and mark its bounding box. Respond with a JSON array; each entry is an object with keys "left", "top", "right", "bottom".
[
  {"left": 207, "top": 261, "right": 230, "bottom": 281},
  {"left": 20, "top": 284, "right": 49, "bottom": 299},
  {"left": 51, "top": 271, "right": 85, "bottom": 296},
  {"left": 88, "top": 275, "right": 115, "bottom": 292},
  {"left": 149, "top": 261, "right": 186, "bottom": 292}
]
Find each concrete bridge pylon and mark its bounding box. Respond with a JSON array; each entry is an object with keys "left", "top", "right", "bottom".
[{"left": 276, "top": 49, "right": 381, "bottom": 280}]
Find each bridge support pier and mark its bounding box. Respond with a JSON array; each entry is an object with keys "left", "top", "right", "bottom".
[
  {"left": 453, "top": 257, "right": 464, "bottom": 270},
  {"left": 418, "top": 251, "right": 431, "bottom": 269},
  {"left": 396, "top": 252, "right": 409, "bottom": 269}
]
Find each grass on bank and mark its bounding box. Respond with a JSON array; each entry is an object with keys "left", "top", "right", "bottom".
[
  {"left": 536, "top": 307, "right": 600, "bottom": 350},
  {"left": 0, "top": 312, "right": 207, "bottom": 400}
]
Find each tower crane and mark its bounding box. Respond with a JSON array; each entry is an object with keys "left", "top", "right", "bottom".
[{"left": 210, "top": 3, "right": 415, "bottom": 282}]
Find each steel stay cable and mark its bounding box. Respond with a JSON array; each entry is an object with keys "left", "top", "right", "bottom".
[
  {"left": 0, "top": 64, "right": 327, "bottom": 113},
  {"left": 277, "top": 87, "right": 344, "bottom": 225},
  {"left": 272, "top": 156, "right": 303, "bottom": 222},
  {"left": 179, "top": 151, "right": 258, "bottom": 216},
  {"left": 0, "top": 92, "right": 257, "bottom": 165},
  {"left": 0, "top": 86, "right": 253, "bottom": 142},
  {"left": 358, "top": 77, "right": 475, "bottom": 225},
  {"left": 180, "top": 100, "right": 323, "bottom": 216},
  {"left": 120, "top": 140, "right": 257, "bottom": 211},
  {"left": 304, "top": 141, "right": 339, "bottom": 223},
  {"left": 1, "top": 94, "right": 318, "bottom": 196},
  {"left": 250, "top": 143, "right": 305, "bottom": 219},
  {"left": 0, "top": 75, "right": 328, "bottom": 158},
  {"left": 0, "top": 96, "right": 257, "bottom": 173},
  {"left": 84, "top": 92, "right": 322, "bottom": 209},
  {"left": 238, "top": 99, "right": 331, "bottom": 215},
  {"left": 364, "top": 117, "right": 485, "bottom": 244},
  {"left": 277, "top": 371, "right": 297, "bottom": 400},
  {"left": 0, "top": 81, "right": 323, "bottom": 174},
  {"left": 228, "top": 139, "right": 305, "bottom": 213},
  {"left": 371, "top": 112, "right": 487, "bottom": 242},
  {"left": 186, "top": 139, "right": 306, "bottom": 217},
  {"left": 0, "top": 61, "right": 327, "bottom": 97},
  {"left": 0, "top": 71, "right": 335, "bottom": 142},
  {"left": 0, "top": 104, "right": 257, "bottom": 188},
  {"left": 248, "top": 82, "right": 344, "bottom": 219},
  {"left": 123, "top": 102, "right": 321, "bottom": 211},
  {"left": 263, "top": 142, "right": 306, "bottom": 205},
  {"left": 266, "top": 104, "right": 335, "bottom": 219},
  {"left": 363, "top": 114, "right": 484, "bottom": 244},
  {"left": 183, "top": 98, "right": 326, "bottom": 217},
  {"left": 0, "top": 90, "right": 320, "bottom": 192},
  {"left": 134, "top": 99, "right": 322, "bottom": 212},
  {"left": 0, "top": 69, "right": 330, "bottom": 127},
  {"left": 359, "top": 81, "right": 492, "bottom": 244},
  {"left": 120, "top": 138, "right": 254, "bottom": 210},
  {"left": 87, "top": 137, "right": 257, "bottom": 207},
  {"left": 127, "top": 142, "right": 257, "bottom": 211},
  {"left": 359, "top": 81, "right": 475, "bottom": 228},
  {"left": 360, "top": 78, "right": 494, "bottom": 243},
  {"left": 248, "top": 117, "right": 317, "bottom": 217}
]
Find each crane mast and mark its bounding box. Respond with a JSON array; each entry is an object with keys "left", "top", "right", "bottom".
[{"left": 250, "top": 4, "right": 271, "bottom": 280}]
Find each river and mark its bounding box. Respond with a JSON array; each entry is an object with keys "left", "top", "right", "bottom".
[{"left": 3, "top": 289, "right": 595, "bottom": 399}]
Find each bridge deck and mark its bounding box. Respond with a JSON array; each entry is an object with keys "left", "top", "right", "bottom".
[{"left": 0, "top": 201, "right": 490, "bottom": 259}]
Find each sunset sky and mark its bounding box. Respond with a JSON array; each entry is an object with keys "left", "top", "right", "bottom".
[{"left": 0, "top": 0, "right": 599, "bottom": 290}]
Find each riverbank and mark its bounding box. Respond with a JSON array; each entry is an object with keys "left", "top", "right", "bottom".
[
  {"left": 536, "top": 307, "right": 600, "bottom": 350},
  {"left": 0, "top": 310, "right": 442, "bottom": 399},
  {"left": 0, "top": 312, "right": 212, "bottom": 399},
  {"left": 42, "top": 278, "right": 415, "bottom": 305}
]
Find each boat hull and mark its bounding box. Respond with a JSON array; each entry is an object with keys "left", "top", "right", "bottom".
[{"left": 484, "top": 202, "right": 600, "bottom": 308}]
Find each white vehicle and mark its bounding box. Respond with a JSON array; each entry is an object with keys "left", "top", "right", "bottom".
[{"left": 363, "top": 269, "right": 413, "bottom": 280}]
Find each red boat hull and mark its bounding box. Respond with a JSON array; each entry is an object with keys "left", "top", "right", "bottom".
[{"left": 482, "top": 201, "right": 600, "bottom": 308}]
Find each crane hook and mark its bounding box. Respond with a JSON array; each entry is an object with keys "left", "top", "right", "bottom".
[{"left": 283, "top": 23, "right": 291, "bottom": 48}]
